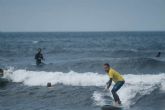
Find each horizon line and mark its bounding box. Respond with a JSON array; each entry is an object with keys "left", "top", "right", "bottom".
[{"left": 0, "top": 30, "right": 165, "bottom": 33}]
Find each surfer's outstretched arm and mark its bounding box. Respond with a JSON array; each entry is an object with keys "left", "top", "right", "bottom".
[{"left": 106, "top": 78, "right": 112, "bottom": 89}]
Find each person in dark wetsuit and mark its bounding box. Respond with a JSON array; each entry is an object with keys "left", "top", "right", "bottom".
[
  {"left": 0, "top": 69, "right": 4, "bottom": 77},
  {"left": 156, "top": 52, "right": 161, "bottom": 57},
  {"left": 35, "top": 48, "right": 44, "bottom": 66}
]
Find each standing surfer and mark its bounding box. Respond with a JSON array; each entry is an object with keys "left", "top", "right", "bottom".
[
  {"left": 35, "top": 48, "right": 44, "bottom": 66},
  {"left": 103, "top": 63, "right": 125, "bottom": 105}
]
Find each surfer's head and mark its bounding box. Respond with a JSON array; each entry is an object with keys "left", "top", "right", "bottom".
[
  {"left": 38, "top": 48, "right": 42, "bottom": 53},
  {"left": 104, "top": 63, "right": 110, "bottom": 73},
  {"left": 47, "top": 82, "right": 52, "bottom": 87}
]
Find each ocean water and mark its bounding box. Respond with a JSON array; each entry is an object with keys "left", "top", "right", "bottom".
[{"left": 0, "top": 32, "right": 165, "bottom": 110}]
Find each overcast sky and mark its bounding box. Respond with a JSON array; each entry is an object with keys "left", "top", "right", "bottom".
[{"left": 0, "top": 0, "right": 165, "bottom": 32}]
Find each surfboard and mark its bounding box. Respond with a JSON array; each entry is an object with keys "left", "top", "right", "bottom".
[{"left": 101, "top": 104, "right": 123, "bottom": 110}]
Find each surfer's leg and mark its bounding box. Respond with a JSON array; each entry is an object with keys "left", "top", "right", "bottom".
[
  {"left": 36, "top": 60, "right": 42, "bottom": 66},
  {"left": 111, "top": 88, "right": 120, "bottom": 103},
  {"left": 111, "top": 81, "right": 125, "bottom": 104}
]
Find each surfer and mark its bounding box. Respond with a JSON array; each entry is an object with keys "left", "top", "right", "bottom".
[
  {"left": 35, "top": 48, "right": 44, "bottom": 66},
  {"left": 0, "top": 69, "right": 4, "bottom": 77},
  {"left": 104, "top": 63, "right": 125, "bottom": 105},
  {"left": 156, "top": 52, "right": 161, "bottom": 57},
  {"left": 47, "top": 82, "right": 52, "bottom": 87}
]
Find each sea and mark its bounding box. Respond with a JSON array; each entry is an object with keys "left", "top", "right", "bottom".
[{"left": 0, "top": 32, "right": 165, "bottom": 110}]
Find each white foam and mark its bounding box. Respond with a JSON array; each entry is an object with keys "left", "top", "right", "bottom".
[
  {"left": 92, "top": 91, "right": 107, "bottom": 106},
  {"left": 4, "top": 69, "right": 108, "bottom": 86},
  {"left": 4, "top": 69, "right": 165, "bottom": 107},
  {"left": 32, "top": 41, "right": 39, "bottom": 44},
  {"left": 92, "top": 73, "right": 165, "bottom": 108}
]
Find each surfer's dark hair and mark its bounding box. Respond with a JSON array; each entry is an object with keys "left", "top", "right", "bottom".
[
  {"left": 38, "top": 48, "right": 42, "bottom": 51},
  {"left": 104, "top": 63, "right": 110, "bottom": 67}
]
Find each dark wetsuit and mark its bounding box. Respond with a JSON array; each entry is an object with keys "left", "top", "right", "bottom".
[
  {"left": 35, "top": 52, "right": 44, "bottom": 65},
  {"left": 156, "top": 52, "right": 161, "bottom": 57}
]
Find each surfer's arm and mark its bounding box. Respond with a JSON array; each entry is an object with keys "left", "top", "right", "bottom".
[
  {"left": 41, "top": 54, "right": 45, "bottom": 60},
  {"left": 35, "top": 54, "right": 37, "bottom": 59},
  {"left": 106, "top": 78, "right": 112, "bottom": 89}
]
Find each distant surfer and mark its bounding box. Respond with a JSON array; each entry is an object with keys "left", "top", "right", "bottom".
[
  {"left": 103, "top": 63, "right": 125, "bottom": 106},
  {"left": 47, "top": 82, "right": 52, "bottom": 87},
  {"left": 35, "top": 48, "right": 44, "bottom": 66},
  {"left": 156, "top": 52, "right": 161, "bottom": 57},
  {"left": 0, "top": 68, "right": 9, "bottom": 86},
  {"left": 0, "top": 69, "right": 4, "bottom": 77}
]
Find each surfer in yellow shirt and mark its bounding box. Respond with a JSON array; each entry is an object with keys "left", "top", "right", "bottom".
[{"left": 104, "top": 63, "right": 125, "bottom": 105}]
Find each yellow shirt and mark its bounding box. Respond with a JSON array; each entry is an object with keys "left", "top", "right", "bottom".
[{"left": 108, "top": 68, "right": 124, "bottom": 83}]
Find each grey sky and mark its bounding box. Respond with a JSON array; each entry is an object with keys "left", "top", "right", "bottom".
[{"left": 0, "top": 0, "right": 165, "bottom": 32}]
